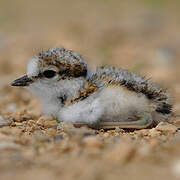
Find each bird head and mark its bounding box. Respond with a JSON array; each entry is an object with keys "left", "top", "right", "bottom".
[{"left": 11, "top": 48, "right": 88, "bottom": 99}]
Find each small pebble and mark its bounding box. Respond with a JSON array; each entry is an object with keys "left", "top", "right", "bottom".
[
  {"left": 12, "top": 108, "right": 32, "bottom": 122},
  {"left": 36, "top": 117, "right": 44, "bottom": 126},
  {"left": 0, "top": 116, "right": 10, "bottom": 128},
  {"left": 156, "top": 122, "right": 178, "bottom": 133},
  {"left": 37, "top": 116, "right": 58, "bottom": 128},
  {"left": 149, "top": 128, "right": 161, "bottom": 137},
  {"left": 14, "top": 122, "right": 23, "bottom": 126},
  {"left": 27, "top": 120, "right": 36, "bottom": 126},
  {"left": 43, "top": 120, "right": 58, "bottom": 128},
  {"left": 45, "top": 128, "right": 57, "bottom": 138},
  {"left": 57, "top": 122, "right": 95, "bottom": 138},
  {"left": 7, "top": 103, "right": 17, "bottom": 113}
]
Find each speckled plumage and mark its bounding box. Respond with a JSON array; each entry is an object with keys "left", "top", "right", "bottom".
[
  {"left": 37, "top": 48, "right": 87, "bottom": 79},
  {"left": 11, "top": 48, "right": 172, "bottom": 129},
  {"left": 88, "top": 66, "right": 172, "bottom": 114}
]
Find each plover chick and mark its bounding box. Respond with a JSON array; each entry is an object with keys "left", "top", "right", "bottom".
[{"left": 11, "top": 48, "right": 172, "bottom": 129}]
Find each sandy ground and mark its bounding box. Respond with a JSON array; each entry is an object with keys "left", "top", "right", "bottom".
[{"left": 1, "top": 0, "right": 180, "bottom": 179}]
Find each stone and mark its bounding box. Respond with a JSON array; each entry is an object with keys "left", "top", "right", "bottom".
[
  {"left": 156, "top": 122, "right": 178, "bottom": 133},
  {"left": 36, "top": 116, "right": 58, "bottom": 128},
  {"left": 7, "top": 103, "right": 17, "bottom": 113},
  {"left": 57, "top": 122, "right": 96, "bottom": 138},
  {"left": 0, "top": 116, "right": 10, "bottom": 128},
  {"left": 149, "top": 128, "right": 161, "bottom": 137}
]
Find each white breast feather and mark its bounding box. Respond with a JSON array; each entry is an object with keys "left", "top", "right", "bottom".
[
  {"left": 58, "top": 98, "right": 103, "bottom": 124},
  {"left": 58, "top": 86, "right": 151, "bottom": 124}
]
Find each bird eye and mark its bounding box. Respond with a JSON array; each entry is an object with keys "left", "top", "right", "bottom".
[{"left": 43, "top": 70, "right": 56, "bottom": 78}]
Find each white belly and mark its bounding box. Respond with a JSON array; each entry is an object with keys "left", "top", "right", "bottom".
[
  {"left": 57, "top": 86, "right": 152, "bottom": 124},
  {"left": 98, "top": 86, "right": 151, "bottom": 122}
]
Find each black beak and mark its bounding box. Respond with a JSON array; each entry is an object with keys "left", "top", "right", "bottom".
[{"left": 11, "top": 75, "right": 33, "bottom": 86}]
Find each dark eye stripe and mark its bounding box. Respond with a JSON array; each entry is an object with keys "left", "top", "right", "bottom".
[
  {"left": 43, "top": 70, "right": 56, "bottom": 78},
  {"left": 59, "top": 69, "right": 69, "bottom": 76}
]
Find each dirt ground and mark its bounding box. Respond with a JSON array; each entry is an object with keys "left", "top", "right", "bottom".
[{"left": 1, "top": 0, "right": 180, "bottom": 180}]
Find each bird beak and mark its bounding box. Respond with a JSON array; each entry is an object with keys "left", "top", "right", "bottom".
[{"left": 11, "top": 75, "right": 33, "bottom": 86}]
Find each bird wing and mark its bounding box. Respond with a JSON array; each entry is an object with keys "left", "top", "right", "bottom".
[{"left": 88, "top": 66, "right": 172, "bottom": 114}]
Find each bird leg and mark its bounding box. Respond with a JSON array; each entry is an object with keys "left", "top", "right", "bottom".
[{"left": 96, "top": 112, "right": 153, "bottom": 130}]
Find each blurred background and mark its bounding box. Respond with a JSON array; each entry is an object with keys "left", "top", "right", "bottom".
[
  {"left": 0, "top": 0, "right": 180, "bottom": 80},
  {"left": 1, "top": 0, "right": 180, "bottom": 179},
  {"left": 1, "top": 0, "right": 180, "bottom": 93}
]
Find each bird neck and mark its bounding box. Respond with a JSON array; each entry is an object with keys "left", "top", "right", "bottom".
[
  {"left": 37, "top": 77, "right": 86, "bottom": 116},
  {"left": 57, "top": 70, "right": 93, "bottom": 103},
  {"left": 58, "top": 77, "right": 86, "bottom": 102}
]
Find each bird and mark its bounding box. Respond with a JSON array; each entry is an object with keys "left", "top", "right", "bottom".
[{"left": 11, "top": 48, "right": 172, "bottom": 129}]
